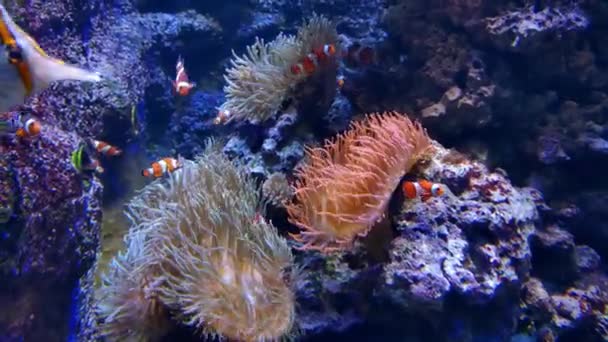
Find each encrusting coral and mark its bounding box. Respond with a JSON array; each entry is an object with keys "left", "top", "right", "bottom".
[
  {"left": 218, "top": 14, "right": 338, "bottom": 124},
  {"left": 286, "top": 112, "right": 432, "bottom": 253},
  {"left": 262, "top": 171, "right": 294, "bottom": 206},
  {"left": 98, "top": 140, "right": 296, "bottom": 341}
]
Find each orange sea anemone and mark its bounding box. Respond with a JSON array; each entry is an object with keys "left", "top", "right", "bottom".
[{"left": 286, "top": 112, "right": 431, "bottom": 253}]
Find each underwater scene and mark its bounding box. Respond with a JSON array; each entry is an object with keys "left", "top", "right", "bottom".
[{"left": 0, "top": 0, "right": 607, "bottom": 341}]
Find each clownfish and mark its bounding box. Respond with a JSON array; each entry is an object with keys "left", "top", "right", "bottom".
[
  {"left": 290, "top": 44, "right": 337, "bottom": 75},
  {"left": 172, "top": 56, "right": 195, "bottom": 96},
  {"left": 142, "top": 157, "right": 181, "bottom": 178},
  {"left": 92, "top": 139, "right": 122, "bottom": 157},
  {"left": 0, "top": 113, "right": 41, "bottom": 138},
  {"left": 402, "top": 180, "right": 446, "bottom": 202},
  {"left": 342, "top": 42, "right": 377, "bottom": 67},
  {"left": 0, "top": 4, "right": 102, "bottom": 113},
  {"left": 312, "top": 44, "right": 337, "bottom": 63},
  {"left": 290, "top": 54, "right": 317, "bottom": 75},
  {"left": 214, "top": 109, "right": 231, "bottom": 125}
]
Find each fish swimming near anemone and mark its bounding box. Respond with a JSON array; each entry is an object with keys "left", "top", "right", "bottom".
[
  {"left": 172, "top": 55, "right": 195, "bottom": 96},
  {"left": 0, "top": 4, "right": 102, "bottom": 112},
  {"left": 141, "top": 157, "right": 181, "bottom": 178},
  {"left": 402, "top": 179, "right": 455, "bottom": 202},
  {"left": 91, "top": 139, "right": 122, "bottom": 157}
]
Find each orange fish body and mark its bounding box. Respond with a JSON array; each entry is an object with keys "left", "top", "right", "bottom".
[
  {"left": 302, "top": 55, "right": 318, "bottom": 74},
  {"left": 402, "top": 180, "right": 445, "bottom": 201},
  {"left": 313, "top": 44, "right": 337, "bottom": 62},
  {"left": 93, "top": 139, "right": 122, "bottom": 157},
  {"left": 290, "top": 64, "right": 303, "bottom": 75},
  {"left": 214, "top": 109, "right": 231, "bottom": 125},
  {"left": 291, "top": 44, "right": 336, "bottom": 76},
  {"left": 173, "top": 56, "right": 195, "bottom": 96},
  {"left": 142, "top": 157, "right": 180, "bottom": 178},
  {"left": 7, "top": 115, "right": 41, "bottom": 138}
]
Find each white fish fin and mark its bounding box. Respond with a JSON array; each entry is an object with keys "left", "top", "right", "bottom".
[
  {"left": 0, "top": 3, "right": 101, "bottom": 93},
  {"left": 29, "top": 56, "right": 102, "bottom": 92}
]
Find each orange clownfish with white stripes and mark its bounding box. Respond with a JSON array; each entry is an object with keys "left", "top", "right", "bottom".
[
  {"left": 214, "top": 109, "right": 232, "bottom": 125},
  {"left": 172, "top": 56, "right": 196, "bottom": 96},
  {"left": 290, "top": 44, "right": 337, "bottom": 75},
  {"left": 15, "top": 117, "right": 41, "bottom": 138},
  {"left": 1, "top": 113, "right": 41, "bottom": 138},
  {"left": 141, "top": 157, "right": 181, "bottom": 178},
  {"left": 402, "top": 180, "right": 446, "bottom": 202},
  {"left": 92, "top": 139, "right": 122, "bottom": 157}
]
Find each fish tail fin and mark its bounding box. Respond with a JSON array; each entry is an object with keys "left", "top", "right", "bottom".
[{"left": 31, "top": 56, "right": 102, "bottom": 91}]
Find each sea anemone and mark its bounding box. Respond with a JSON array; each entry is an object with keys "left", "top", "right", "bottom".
[
  {"left": 218, "top": 14, "right": 338, "bottom": 124},
  {"left": 286, "top": 112, "right": 432, "bottom": 253},
  {"left": 95, "top": 230, "right": 170, "bottom": 342},
  {"left": 129, "top": 141, "right": 296, "bottom": 341}
]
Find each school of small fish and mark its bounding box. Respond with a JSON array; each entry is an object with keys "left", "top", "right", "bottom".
[
  {"left": 0, "top": 3, "right": 451, "bottom": 200},
  {"left": 0, "top": 4, "right": 182, "bottom": 182}
]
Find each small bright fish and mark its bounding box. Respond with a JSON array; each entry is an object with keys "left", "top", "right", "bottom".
[
  {"left": 0, "top": 4, "right": 102, "bottom": 113},
  {"left": 402, "top": 180, "right": 446, "bottom": 202},
  {"left": 92, "top": 139, "right": 122, "bottom": 157},
  {"left": 130, "top": 105, "right": 139, "bottom": 137},
  {"left": 0, "top": 113, "right": 41, "bottom": 138},
  {"left": 172, "top": 56, "right": 196, "bottom": 96},
  {"left": 142, "top": 157, "right": 181, "bottom": 178},
  {"left": 71, "top": 142, "right": 104, "bottom": 174},
  {"left": 214, "top": 109, "right": 231, "bottom": 125},
  {"left": 337, "top": 75, "right": 345, "bottom": 89},
  {"left": 312, "top": 44, "right": 337, "bottom": 62}
]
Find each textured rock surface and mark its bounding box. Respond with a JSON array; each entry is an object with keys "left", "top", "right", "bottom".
[
  {"left": 296, "top": 143, "right": 541, "bottom": 339},
  {"left": 2, "top": 0, "right": 607, "bottom": 340},
  {"left": 0, "top": 1, "right": 222, "bottom": 341},
  {"left": 382, "top": 144, "right": 538, "bottom": 307},
  {"left": 0, "top": 126, "right": 102, "bottom": 341}
]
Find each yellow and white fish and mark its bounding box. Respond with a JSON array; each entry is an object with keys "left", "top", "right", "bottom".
[{"left": 0, "top": 4, "right": 102, "bottom": 112}]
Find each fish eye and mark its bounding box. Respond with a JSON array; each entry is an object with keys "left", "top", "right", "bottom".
[{"left": 6, "top": 44, "right": 22, "bottom": 62}]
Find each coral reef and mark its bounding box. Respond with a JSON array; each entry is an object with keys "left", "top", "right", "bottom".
[
  {"left": 95, "top": 230, "right": 170, "bottom": 341},
  {"left": 286, "top": 112, "right": 431, "bottom": 252},
  {"left": 2, "top": 0, "right": 608, "bottom": 340},
  {"left": 383, "top": 145, "right": 538, "bottom": 307},
  {"left": 96, "top": 142, "right": 296, "bottom": 341},
  {"left": 0, "top": 125, "right": 102, "bottom": 341},
  {"left": 218, "top": 14, "right": 338, "bottom": 124},
  {"left": 262, "top": 171, "right": 294, "bottom": 206},
  {"left": 293, "top": 142, "right": 543, "bottom": 340},
  {"left": 0, "top": 1, "right": 222, "bottom": 341}
]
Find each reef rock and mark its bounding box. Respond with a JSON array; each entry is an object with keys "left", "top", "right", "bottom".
[
  {"left": 520, "top": 274, "right": 608, "bottom": 341},
  {"left": 382, "top": 144, "right": 538, "bottom": 307},
  {"left": 7, "top": 0, "right": 221, "bottom": 143},
  {"left": 0, "top": 126, "right": 102, "bottom": 341},
  {"left": 297, "top": 143, "right": 541, "bottom": 339}
]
